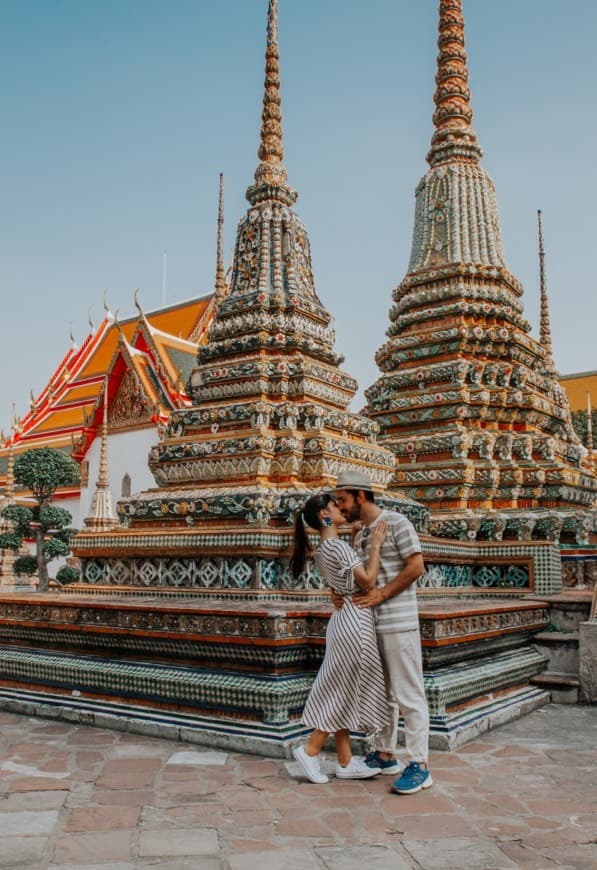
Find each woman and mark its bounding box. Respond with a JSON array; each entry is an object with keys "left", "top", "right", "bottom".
[{"left": 290, "top": 492, "right": 389, "bottom": 783}]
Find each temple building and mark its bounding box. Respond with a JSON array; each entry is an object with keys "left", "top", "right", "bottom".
[
  {"left": 364, "top": 0, "right": 597, "bottom": 544},
  {"left": 0, "top": 295, "right": 214, "bottom": 532},
  {"left": 0, "top": 171, "right": 231, "bottom": 537}
]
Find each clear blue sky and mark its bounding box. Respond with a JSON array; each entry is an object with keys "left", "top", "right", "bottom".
[{"left": 1, "top": 0, "right": 596, "bottom": 434}]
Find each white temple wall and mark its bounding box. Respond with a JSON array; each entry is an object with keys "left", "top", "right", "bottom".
[
  {"left": 77, "top": 428, "right": 158, "bottom": 529},
  {"left": 20, "top": 495, "right": 79, "bottom": 580},
  {"left": 58, "top": 496, "right": 80, "bottom": 522}
]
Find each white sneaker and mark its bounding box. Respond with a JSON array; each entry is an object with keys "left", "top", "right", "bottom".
[
  {"left": 335, "top": 756, "right": 382, "bottom": 779},
  {"left": 292, "top": 744, "right": 329, "bottom": 784}
]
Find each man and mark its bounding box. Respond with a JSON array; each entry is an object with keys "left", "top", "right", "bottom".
[{"left": 333, "top": 469, "right": 432, "bottom": 794}]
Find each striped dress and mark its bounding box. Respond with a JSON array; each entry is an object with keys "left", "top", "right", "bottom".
[{"left": 301, "top": 539, "right": 389, "bottom": 735}]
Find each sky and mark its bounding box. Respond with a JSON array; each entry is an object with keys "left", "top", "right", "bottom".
[{"left": 1, "top": 0, "right": 596, "bottom": 434}]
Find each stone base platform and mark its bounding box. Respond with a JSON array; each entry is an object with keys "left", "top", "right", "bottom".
[{"left": 0, "top": 592, "right": 550, "bottom": 755}]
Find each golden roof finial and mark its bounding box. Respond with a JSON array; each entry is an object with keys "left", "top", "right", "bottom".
[
  {"left": 427, "top": 0, "right": 482, "bottom": 167},
  {"left": 215, "top": 173, "right": 227, "bottom": 298},
  {"left": 247, "top": 0, "right": 297, "bottom": 206},
  {"left": 103, "top": 289, "right": 114, "bottom": 321},
  {"left": 134, "top": 288, "right": 144, "bottom": 318}
]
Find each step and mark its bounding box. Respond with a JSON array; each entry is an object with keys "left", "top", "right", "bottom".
[
  {"left": 534, "top": 631, "right": 578, "bottom": 644},
  {"left": 528, "top": 593, "right": 592, "bottom": 632},
  {"left": 533, "top": 632, "right": 579, "bottom": 676},
  {"left": 531, "top": 671, "right": 580, "bottom": 705},
  {"left": 0, "top": 644, "right": 312, "bottom": 724}
]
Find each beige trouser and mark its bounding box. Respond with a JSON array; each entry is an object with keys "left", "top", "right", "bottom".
[{"left": 374, "top": 629, "right": 429, "bottom": 763}]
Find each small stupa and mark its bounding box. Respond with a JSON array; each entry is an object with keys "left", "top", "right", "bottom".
[
  {"left": 83, "top": 378, "right": 119, "bottom": 531},
  {"left": 364, "top": 0, "right": 597, "bottom": 543}
]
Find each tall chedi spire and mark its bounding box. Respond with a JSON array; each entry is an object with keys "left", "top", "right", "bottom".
[
  {"left": 214, "top": 173, "right": 227, "bottom": 298},
  {"left": 247, "top": 0, "right": 296, "bottom": 208},
  {"left": 587, "top": 392, "right": 594, "bottom": 466},
  {"left": 537, "top": 209, "right": 555, "bottom": 372},
  {"left": 427, "top": 0, "right": 482, "bottom": 168},
  {"left": 409, "top": 0, "right": 506, "bottom": 273},
  {"left": 80, "top": 0, "right": 407, "bottom": 592},
  {"left": 365, "top": 0, "right": 597, "bottom": 541}
]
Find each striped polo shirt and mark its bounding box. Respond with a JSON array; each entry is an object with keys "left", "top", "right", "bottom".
[{"left": 354, "top": 509, "right": 422, "bottom": 634}]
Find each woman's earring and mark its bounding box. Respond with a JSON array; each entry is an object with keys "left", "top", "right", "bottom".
[{"left": 324, "top": 516, "right": 332, "bottom": 527}]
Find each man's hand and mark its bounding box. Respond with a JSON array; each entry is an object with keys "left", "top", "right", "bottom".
[{"left": 353, "top": 587, "right": 385, "bottom": 608}]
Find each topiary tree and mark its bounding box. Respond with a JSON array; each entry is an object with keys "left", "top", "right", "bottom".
[
  {"left": 13, "top": 555, "right": 38, "bottom": 577},
  {"left": 0, "top": 448, "right": 79, "bottom": 591},
  {"left": 55, "top": 565, "right": 80, "bottom": 585}
]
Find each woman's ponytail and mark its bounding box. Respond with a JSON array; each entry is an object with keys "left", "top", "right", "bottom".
[
  {"left": 290, "top": 509, "right": 311, "bottom": 579},
  {"left": 289, "top": 493, "right": 334, "bottom": 579}
]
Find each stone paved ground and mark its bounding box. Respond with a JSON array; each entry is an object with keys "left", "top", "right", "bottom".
[{"left": 0, "top": 704, "right": 596, "bottom": 869}]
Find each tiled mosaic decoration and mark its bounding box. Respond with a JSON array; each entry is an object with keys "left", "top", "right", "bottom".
[
  {"left": 423, "top": 646, "right": 548, "bottom": 717},
  {"left": 0, "top": 645, "right": 313, "bottom": 724},
  {"left": 420, "top": 536, "right": 562, "bottom": 596}
]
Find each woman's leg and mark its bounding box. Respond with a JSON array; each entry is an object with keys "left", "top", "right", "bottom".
[
  {"left": 305, "top": 729, "right": 329, "bottom": 757},
  {"left": 334, "top": 729, "right": 351, "bottom": 766}
]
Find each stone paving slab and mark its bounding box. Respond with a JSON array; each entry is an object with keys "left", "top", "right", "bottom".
[
  {"left": 47, "top": 866, "right": 134, "bottom": 870},
  {"left": 403, "top": 838, "right": 518, "bottom": 869},
  {"left": 0, "top": 705, "right": 596, "bottom": 868},
  {"left": 316, "top": 844, "right": 413, "bottom": 868},
  {"left": 0, "top": 836, "right": 49, "bottom": 869},
  {"left": 0, "top": 809, "right": 59, "bottom": 837},
  {"left": 138, "top": 828, "right": 220, "bottom": 858}
]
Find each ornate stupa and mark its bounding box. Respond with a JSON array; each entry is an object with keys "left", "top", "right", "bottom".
[
  {"left": 83, "top": 378, "right": 119, "bottom": 531},
  {"left": 364, "top": 0, "right": 597, "bottom": 542},
  {"left": 74, "top": 0, "right": 406, "bottom": 591},
  {"left": 0, "top": 424, "right": 36, "bottom": 591},
  {"left": 0, "top": 433, "right": 19, "bottom": 589}
]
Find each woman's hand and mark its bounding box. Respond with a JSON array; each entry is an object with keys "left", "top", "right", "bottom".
[
  {"left": 369, "top": 520, "right": 387, "bottom": 550},
  {"left": 350, "top": 520, "right": 363, "bottom": 544}
]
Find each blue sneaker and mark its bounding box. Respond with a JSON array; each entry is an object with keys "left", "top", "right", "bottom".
[
  {"left": 392, "top": 761, "right": 432, "bottom": 794},
  {"left": 364, "top": 750, "right": 400, "bottom": 775}
]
